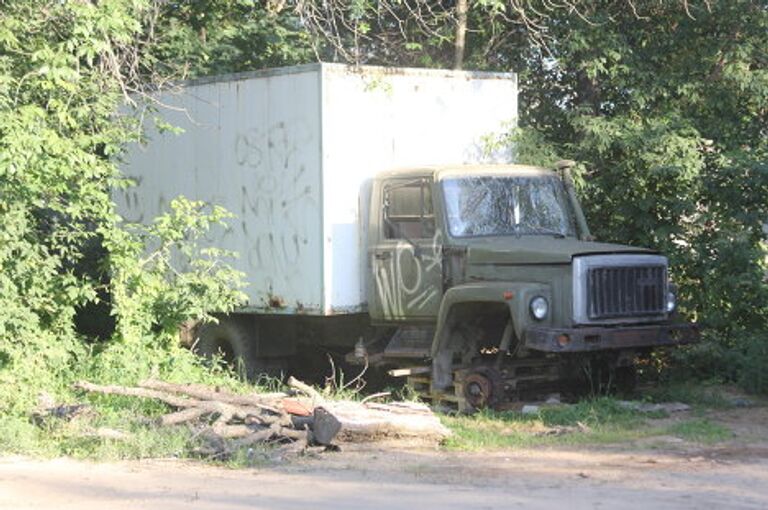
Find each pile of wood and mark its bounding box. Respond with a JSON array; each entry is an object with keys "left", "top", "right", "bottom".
[{"left": 74, "top": 377, "right": 450, "bottom": 458}]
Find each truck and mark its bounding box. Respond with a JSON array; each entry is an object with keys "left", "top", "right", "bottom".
[{"left": 119, "top": 63, "right": 697, "bottom": 411}]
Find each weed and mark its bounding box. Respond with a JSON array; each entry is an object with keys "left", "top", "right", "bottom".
[
  {"left": 442, "top": 397, "right": 654, "bottom": 451},
  {"left": 665, "top": 419, "right": 732, "bottom": 444},
  {"left": 646, "top": 381, "right": 733, "bottom": 409},
  {"left": 441, "top": 396, "right": 733, "bottom": 451}
]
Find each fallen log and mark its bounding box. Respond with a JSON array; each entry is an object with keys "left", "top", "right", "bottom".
[
  {"left": 75, "top": 381, "right": 265, "bottom": 422},
  {"left": 139, "top": 379, "right": 284, "bottom": 413},
  {"left": 158, "top": 407, "right": 208, "bottom": 426},
  {"left": 312, "top": 400, "right": 451, "bottom": 445}
]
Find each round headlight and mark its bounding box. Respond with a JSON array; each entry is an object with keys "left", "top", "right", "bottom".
[
  {"left": 666, "top": 291, "right": 676, "bottom": 313},
  {"left": 530, "top": 296, "right": 549, "bottom": 320}
]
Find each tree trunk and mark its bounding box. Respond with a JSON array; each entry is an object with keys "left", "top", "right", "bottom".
[{"left": 454, "top": 0, "right": 469, "bottom": 70}]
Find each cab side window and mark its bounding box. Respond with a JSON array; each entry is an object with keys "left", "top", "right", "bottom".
[{"left": 383, "top": 178, "right": 435, "bottom": 240}]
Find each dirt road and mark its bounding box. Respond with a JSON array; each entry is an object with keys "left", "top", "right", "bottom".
[{"left": 2, "top": 441, "right": 767, "bottom": 510}]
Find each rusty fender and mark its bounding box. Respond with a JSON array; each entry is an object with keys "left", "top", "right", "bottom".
[{"left": 430, "top": 282, "right": 552, "bottom": 358}]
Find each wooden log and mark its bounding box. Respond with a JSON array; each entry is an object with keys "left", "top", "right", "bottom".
[
  {"left": 139, "top": 380, "right": 283, "bottom": 413},
  {"left": 75, "top": 381, "right": 194, "bottom": 408},
  {"left": 287, "top": 377, "right": 325, "bottom": 404},
  {"left": 312, "top": 400, "right": 450, "bottom": 444},
  {"left": 232, "top": 422, "right": 282, "bottom": 447},
  {"left": 211, "top": 423, "right": 256, "bottom": 439},
  {"left": 157, "top": 407, "right": 208, "bottom": 426},
  {"left": 278, "top": 426, "right": 310, "bottom": 441},
  {"left": 75, "top": 381, "right": 263, "bottom": 423},
  {"left": 360, "top": 392, "right": 391, "bottom": 404}
]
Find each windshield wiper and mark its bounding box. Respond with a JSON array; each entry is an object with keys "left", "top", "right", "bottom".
[{"left": 533, "top": 228, "right": 566, "bottom": 238}]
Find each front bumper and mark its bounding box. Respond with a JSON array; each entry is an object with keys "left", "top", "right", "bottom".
[{"left": 524, "top": 322, "right": 699, "bottom": 353}]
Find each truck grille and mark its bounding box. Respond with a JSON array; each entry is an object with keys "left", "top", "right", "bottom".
[{"left": 587, "top": 265, "right": 666, "bottom": 319}]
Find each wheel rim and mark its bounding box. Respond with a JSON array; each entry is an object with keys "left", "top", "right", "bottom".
[{"left": 464, "top": 372, "right": 494, "bottom": 408}]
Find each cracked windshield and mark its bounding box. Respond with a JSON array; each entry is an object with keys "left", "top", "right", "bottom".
[{"left": 442, "top": 175, "right": 577, "bottom": 237}]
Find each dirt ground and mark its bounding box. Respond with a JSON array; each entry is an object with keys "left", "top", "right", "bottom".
[{"left": 1, "top": 406, "right": 767, "bottom": 510}]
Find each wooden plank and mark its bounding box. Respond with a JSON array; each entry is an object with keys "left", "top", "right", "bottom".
[{"left": 388, "top": 366, "right": 431, "bottom": 378}]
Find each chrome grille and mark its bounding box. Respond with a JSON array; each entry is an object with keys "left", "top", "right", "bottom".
[{"left": 587, "top": 265, "right": 666, "bottom": 319}]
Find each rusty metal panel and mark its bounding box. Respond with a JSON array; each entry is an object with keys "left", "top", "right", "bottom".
[
  {"left": 118, "top": 66, "right": 325, "bottom": 312},
  {"left": 320, "top": 64, "right": 518, "bottom": 314}
]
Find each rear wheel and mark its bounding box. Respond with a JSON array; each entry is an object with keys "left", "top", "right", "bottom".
[{"left": 193, "top": 316, "right": 256, "bottom": 378}]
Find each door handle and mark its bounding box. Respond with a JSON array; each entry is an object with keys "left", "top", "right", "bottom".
[{"left": 375, "top": 252, "right": 391, "bottom": 260}]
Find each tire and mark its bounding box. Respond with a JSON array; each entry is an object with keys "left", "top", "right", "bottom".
[{"left": 193, "top": 316, "right": 256, "bottom": 379}]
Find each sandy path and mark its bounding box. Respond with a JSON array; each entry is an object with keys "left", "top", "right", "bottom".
[{"left": 1, "top": 443, "right": 767, "bottom": 510}]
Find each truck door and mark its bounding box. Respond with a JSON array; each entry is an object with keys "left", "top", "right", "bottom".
[{"left": 370, "top": 177, "right": 443, "bottom": 321}]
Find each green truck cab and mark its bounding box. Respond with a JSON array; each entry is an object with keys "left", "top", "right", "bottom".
[{"left": 363, "top": 161, "right": 697, "bottom": 409}]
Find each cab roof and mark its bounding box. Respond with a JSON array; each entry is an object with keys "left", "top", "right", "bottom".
[{"left": 374, "top": 164, "right": 556, "bottom": 181}]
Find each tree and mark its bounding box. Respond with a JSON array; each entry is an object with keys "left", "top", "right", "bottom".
[
  {"left": 149, "top": 0, "right": 313, "bottom": 79},
  {"left": 0, "top": 0, "right": 245, "bottom": 412},
  {"left": 508, "top": 1, "right": 768, "bottom": 336}
]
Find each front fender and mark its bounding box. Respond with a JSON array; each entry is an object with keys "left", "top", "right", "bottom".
[{"left": 430, "top": 282, "right": 553, "bottom": 357}]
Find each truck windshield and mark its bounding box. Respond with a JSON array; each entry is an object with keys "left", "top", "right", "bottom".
[{"left": 442, "top": 175, "right": 577, "bottom": 238}]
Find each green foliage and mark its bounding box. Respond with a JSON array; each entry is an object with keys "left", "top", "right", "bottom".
[
  {"left": 646, "top": 379, "right": 733, "bottom": 410},
  {"left": 485, "top": 2, "right": 768, "bottom": 390},
  {"left": 666, "top": 333, "right": 768, "bottom": 396},
  {"left": 149, "top": 0, "right": 313, "bottom": 79},
  {"left": 735, "top": 334, "right": 768, "bottom": 394},
  {"left": 513, "top": 3, "right": 768, "bottom": 341},
  {"left": 483, "top": 123, "right": 562, "bottom": 169},
  {"left": 442, "top": 397, "right": 732, "bottom": 451},
  {"left": 0, "top": 0, "right": 250, "bottom": 425},
  {"left": 107, "top": 197, "right": 246, "bottom": 344},
  {"left": 664, "top": 419, "right": 731, "bottom": 444},
  {"left": 0, "top": 0, "right": 141, "bottom": 413}
]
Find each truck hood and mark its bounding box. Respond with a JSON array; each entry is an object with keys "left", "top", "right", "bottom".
[{"left": 464, "top": 237, "right": 655, "bottom": 266}]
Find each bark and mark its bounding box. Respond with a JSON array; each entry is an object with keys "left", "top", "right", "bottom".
[
  {"left": 287, "top": 376, "right": 325, "bottom": 403},
  {"left": 454, "top": 0, "right": 469, "bottom": 70},
  {"left": 75, "top": 381, "right": 264, "bottom": 420},
  {"left": 314, "top": 401, "right": 451, "bottom": 444},
  {"left": 140, "top": 379, "right": 284, "bottom": 412}
]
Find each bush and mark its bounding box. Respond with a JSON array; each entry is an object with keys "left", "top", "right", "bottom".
[
  {"left": 0, "top": 2, "right": 250, "bottom": 420},
  {"left": 733, "top": 333, "right": 768, "bottom": 395}
]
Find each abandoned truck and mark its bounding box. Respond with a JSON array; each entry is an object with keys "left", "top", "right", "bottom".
[{"left": 119, "top": 63, "right": 697, "bottom": 411}]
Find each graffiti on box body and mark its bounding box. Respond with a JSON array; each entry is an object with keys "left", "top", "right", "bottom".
[
  {"left": 375, "top": 231, "right": 442, "bottom": 320},
  {"left": 235, "top": 121, "right": 317, "bottom": 286}
]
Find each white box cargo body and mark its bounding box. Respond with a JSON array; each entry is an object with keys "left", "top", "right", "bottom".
[{"left": 118, "top": 63, "right": 517, "bottom": 315}]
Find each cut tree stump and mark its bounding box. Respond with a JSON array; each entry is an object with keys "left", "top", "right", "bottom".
[{"left": 313, "top": 401, "right": 451, "bottom": 444}]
